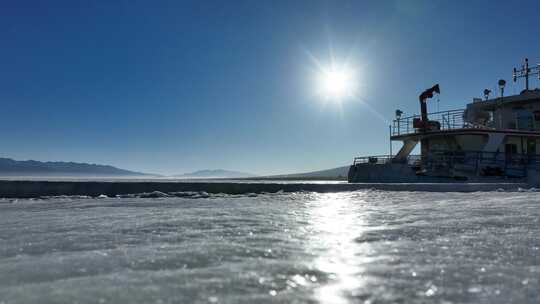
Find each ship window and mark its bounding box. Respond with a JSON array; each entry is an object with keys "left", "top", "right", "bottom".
[
  {"left": 505, "top": 144, "right": 517, "bottom": 154},
  {"left": 527, "top": 139, "right": 536, "bottom": 155},
  {"left": 514, "top": 109, "right": 534, "bottom": 130}
]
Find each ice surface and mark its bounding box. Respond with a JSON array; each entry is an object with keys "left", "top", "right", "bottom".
[{"left": 0, "top": 191, "right": 539, "bottom": 303}]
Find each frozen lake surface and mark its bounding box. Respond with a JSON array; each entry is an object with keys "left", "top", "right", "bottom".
[{"left": 1, "top": 190, "right": 539, "bottom": 303}]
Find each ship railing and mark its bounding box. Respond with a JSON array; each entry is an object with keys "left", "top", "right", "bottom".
[
  {"left": 392, "top": 109, "right": 467, "bottom": 136},
  {"left": 425, "top": 150, "right": 540, "bottom": 177},
  {"left": 353, "top": 155, "right": 421, "bottom": 166},
  {"left": 353, "top": 150, "right": 540, "bottom": 177}
]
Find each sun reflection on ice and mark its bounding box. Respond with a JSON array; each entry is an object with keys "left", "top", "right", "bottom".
[{"left": 307, "top": 192, "right": 369, "bottom": 304}]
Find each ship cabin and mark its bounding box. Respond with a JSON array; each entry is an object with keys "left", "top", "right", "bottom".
[{"left": 391, "top": 89, "right": 540, "bottom": 179}]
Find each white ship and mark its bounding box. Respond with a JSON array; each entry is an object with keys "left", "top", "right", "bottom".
[{"left": 348, "top": 58, "right": 540, "bottom": 184}]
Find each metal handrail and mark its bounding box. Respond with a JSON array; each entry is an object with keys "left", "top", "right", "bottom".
[
  {"left": 351, "top": 150, "right": 540, "bottom": 178},
  {"left": 392, "top": 109, "right": 468, "bottom": 136},
  {"left": 424, "top": 150, "right": 540, "bottom": 177}
]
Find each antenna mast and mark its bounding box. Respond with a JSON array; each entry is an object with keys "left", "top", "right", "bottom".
[{"left": 513, "top": 58, "right": 540, "bottom": 91}]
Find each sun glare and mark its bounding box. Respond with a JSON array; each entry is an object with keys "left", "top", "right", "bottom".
[{"left": 316, "top": 65, "right": 358, "bottom": 101}]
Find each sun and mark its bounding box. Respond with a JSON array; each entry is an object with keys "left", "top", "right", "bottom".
[{"left": 316, "top": 65, "right": 358, "bottom": 101}]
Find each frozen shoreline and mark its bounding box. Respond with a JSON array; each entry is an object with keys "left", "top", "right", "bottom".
[
  {"left": 0, "top": 180, "right": 532, "bottom": 198},
  {"left": 2, "top": 191, "right": 540, "bottom": 303}
]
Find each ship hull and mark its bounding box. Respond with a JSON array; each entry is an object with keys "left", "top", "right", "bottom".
[{"left": 347, "top": 163, "right": 531, "bottom": 183}]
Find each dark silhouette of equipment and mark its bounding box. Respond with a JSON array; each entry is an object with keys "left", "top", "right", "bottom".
[
  {"left": 411, "top": 84, "right": 441, "bottom": 161},
  {"left": 498, "top": 79, "right": 506, "bottom": 97},
  {"left": 413, "top": 84, "right": 440, "bottom": 132},
  {"left": 483, "top": 89, "right": 491, "bottom": 100}
]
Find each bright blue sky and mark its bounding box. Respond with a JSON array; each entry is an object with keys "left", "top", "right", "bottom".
[{"left": 1, "top": 0, "right": 540, "bottom": 175}]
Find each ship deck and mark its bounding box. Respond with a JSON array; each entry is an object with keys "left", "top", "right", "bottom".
[
  {"left": 391, "top": 127, "right": 540, "bottom": 141},
  {"left": 391, "top": 109, "right": 540, "bottom": 140}
]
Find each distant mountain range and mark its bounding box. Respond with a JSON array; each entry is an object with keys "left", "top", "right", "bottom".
[
  {"left": 0, "top": 156, "right": 349, "bottom": 180},
  {"left": 175, "top": 169, "right": 256, "bottom": 179},
  {"left": 174, "top": 166, "right": 348, "bottom": 180},
  {"left": 258, "top": 166, "right": 349, "bottom": 180},
  {"left": 0, "top": 157, "right": 150, "bottom": 177},
  {"left": 177, "top": 166, "right": 349, "bottom": 180}
]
